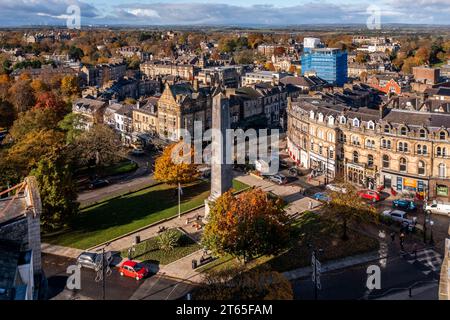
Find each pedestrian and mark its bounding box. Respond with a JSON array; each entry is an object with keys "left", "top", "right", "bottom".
[
  {"left": 390, "top": 232, "right": 395, "bottom": 242},
  {"left": 400, "top": 232, "right": 405, "bottom": 251},
  {"left": 127, "top": 247, "right": 132, "bottom": 261}
]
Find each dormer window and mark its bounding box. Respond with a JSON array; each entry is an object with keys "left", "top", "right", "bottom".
[
  {"left": 328, "top": 116, "right": 335, "bottom": 125},
  {"left": 367, "top": 121, "right": 375, "bottom": 130},
  {"left": 439, "top": 130, "right": 447, "bottom": 141},
  {"left": 310, "top": 111, "right": 315, "bottom": 119},
  {"left": 419, "top": 129, "right": 427, "bottom": 138},
  {"left": 352, "top": 118, "right": 360, "bottom": 127},
  {"left": 318, "top": 113, "right": 324, "bottom": 122},
  {"left": 339, "top": 116, "right": 346, "bottom": 124},
  {"left": 400, "top": 126, "right": 407, "bottom": 136},
  {"left": 384, "top": 124, "right": 390, "bottom": 133}
]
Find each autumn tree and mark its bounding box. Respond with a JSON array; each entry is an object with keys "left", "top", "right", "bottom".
[
  {"left": 8, "top": 79, "right": 36, "bottom": 113},
  {"left": 153, "top": 142, "right": 199, "bottom": 185},
  {"left": 31, "top": 152, "right": 79, "bottom": 231},
  {"left": 264, "top": 61, "right": 275, "bottom": 71},
  {"left": 202, "top": 188, "right": 290, "bottom": 263},
  {"left": 0, "top": 99, "right": 15, "bottom": 129},
  {"left": 61, "top": 75, "right": 80, "bottom": 97},
  {"left": 194, "top": 265, "right": 293, "bottom": 300},
  {"left": 355, "top": 52, "right": 369, "bottom": 64},
  {"left": 323, "top": 183, "right": 377, "bottom": 240},
  {"left": 34, "top": 91, "right": 69, "bottom": 118},
  {"left": 72, "top": 124, "right": 125, "bottom": 170}
]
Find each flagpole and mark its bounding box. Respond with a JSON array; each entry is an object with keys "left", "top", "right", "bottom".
[{"left": 178, "top": 182, "right": 181, "bottom": 219}]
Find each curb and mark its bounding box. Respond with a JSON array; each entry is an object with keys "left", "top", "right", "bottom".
[{"left": 80, "top": 181, "right": 162, "bottom": 210}]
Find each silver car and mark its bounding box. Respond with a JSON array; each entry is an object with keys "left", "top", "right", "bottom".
[{"left": 76, "top": 252, "right": 101, "bottom": 270}]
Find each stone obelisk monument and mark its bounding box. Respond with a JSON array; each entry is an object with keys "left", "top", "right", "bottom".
[{"left": 204, "top": 85, "right": 233, "bottom": 221}]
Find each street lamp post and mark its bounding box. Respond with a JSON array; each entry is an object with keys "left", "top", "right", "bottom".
[
  {"left": 308, "top": 244, "right": 323, "bottom": 300},
  {"left": 96, "top": 242, "right": 111, "bottom": 300},
  {"left": 429, "top": 220, "right": 434, "bottom": 246}
]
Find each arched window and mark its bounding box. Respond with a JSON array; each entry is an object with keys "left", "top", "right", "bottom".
[
  {"left": 339, "top": 116, "right": 346, "bottom": 124},
  {"left": 440, "top": 131, "right": 446, "bottom": 140},
  {"left": 418, "top": 161, "right": 425, "bottom": 175},
  {"left": 399, "top": 158, "right": 407, "bottom": 172},
  {"left": 384, "top": 124, "right": 390, "bottom": 133},
  {"left": 419, "top": 129, "right": 426, "bottom": 138},
  {"left": 368, "top": 154, "right": 374, "bottom": 168},
  {"left": 400, "top": 127, "right": 407, "bottom": 136},
  {"left": 353, "top": 151, "right": 359, "bottom": 163},
  {"left": 352, "top": 118, "right": 360, "bottom": 127},
  {"left": 327, "top": 132, "right": 334, "bottom": 142},
  {"left": 367, "top": 121, "right": 375, "bottom": 130},
  {"left": 382, "top": 155, "right": 390, "bottom": 168},
  {"left": 398, "top": 142, "right": 408, "bottom": 152},
  {"left": 437, "top": 147, "right": 446, "bottom": 157},
  {"left": 439, "top": 163, "right": 446, "bottom": 178},
  {"left": 423, "top": 145, "right": 428, "bottom": 155},
  {"left": 317, "top": 129, "right": 324, "bottom": 139},
  {"left": 352, "top": 135, "right": 360, "bottom": 145},
  {"left": 309, "top": 110, "right": 315, "bottom": 119},
  {"left": 417, "top": 144, "right": 422, "bottom": 155},
  {"left": 302, "top": 137, "right": 307, "bottom": 149}
]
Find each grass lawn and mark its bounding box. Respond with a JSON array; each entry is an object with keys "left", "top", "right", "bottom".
[
  {"left": 103, "top": 160, "right": 138, "bottom": 176},
  {"left": 44, "top": 179, "right": 249, "bottom": 249},
  {"left": 120, "top": 229, "right": 201, "bottom": 265}
]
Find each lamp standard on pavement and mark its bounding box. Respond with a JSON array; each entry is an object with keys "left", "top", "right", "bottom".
[{"left": 96, "top": 242, "right": 111, "bottom": 300}]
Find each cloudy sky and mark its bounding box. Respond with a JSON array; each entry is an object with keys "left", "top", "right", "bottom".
[{"left": 1, "top": 0, "right": 450, "bottom": 26}]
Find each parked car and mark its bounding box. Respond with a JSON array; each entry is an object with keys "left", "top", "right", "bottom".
[
  {"left": 89, "top": 179, "right": 110, "bottom": 189},
  {"left": 76, "top": 252, "right": 101, "bottom": 270},
  {"left": 357, "top": 190, "right": 381, "bottom": 202},
  {"left": 269, "top": 174, "right": 287, "bottom": 185},
  {"left": 312, "top": 192, "right": 331, "bottom": 202},
  {"left": 118, "top": 260, "right": 149, "bottom": 280},
  {"left": 131, "top": 148, "right": 145, "bottom": 156},
  {"left": 393, "top": 199, "right": 417, "bottom": 211},
  {"left": 382, "top": 209, "right": 417, "bottom": 229},
  {"left": 326, "top": 184, "right": 347, "bottom": 194},
  {"left": 424, "top": 201, "right": 450, "bottom": 216}
]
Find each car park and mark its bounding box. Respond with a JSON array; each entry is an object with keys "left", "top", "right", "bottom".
[
  {"left": 118, "top": 260, "right": 149, "bottom": 280},
  {"left": 312, "top": 192, "right": 331, "bottom": 202},
  {"left": 357, "top": 190, "right": 381, "bottom": 202},
  {"left": 393, "top": 199, "right": 417, "bottom": 211},
  {"left": 268, "top": 174, "right": 287, "bottom": 185}
]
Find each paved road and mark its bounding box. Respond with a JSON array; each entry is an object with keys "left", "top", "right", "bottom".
[
  {"left": 43, "top": 253, "right": 144, "bottom": 300},
  {"left": 292, "top": 250, "right": 440, "bottom": 300},
  {"left": 77, "top": 152, "right": 157, "bottom": 207}
]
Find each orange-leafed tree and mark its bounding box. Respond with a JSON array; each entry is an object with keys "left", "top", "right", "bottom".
[
  {"left": 153, "top": 142, "right": 199, "bottom": 186},
  {"left": 202, "top": 188, "right": 290, "bottom": 263}
]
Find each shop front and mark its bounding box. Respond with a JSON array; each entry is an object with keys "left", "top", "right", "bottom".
[
  {"left": 310, "top": 152, "right": 335, "bottom": 180},
  {"left": 381, "top": 171, "right": 428, "bottom": 197},
  {"left": 346, "top": 163, "right": 365, "bottom": 186},
  {"left": 287, "top": 138, "right": 308, "bottom": 168},
  {"left": 429, "top": 179, "right": 450, "bottom": 201}
]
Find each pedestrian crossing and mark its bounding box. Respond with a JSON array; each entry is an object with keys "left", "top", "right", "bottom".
[{"left": 404, "top": 248, "right": 442, "bottom": 275}]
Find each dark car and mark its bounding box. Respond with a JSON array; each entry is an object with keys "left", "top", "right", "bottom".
[
  {"left": 76, "top": 252, "right": 101, "bottom": 270},
  {"left": 393, "top": 199, "right": 417, "bottom": 211},
  {"left": 89, "top": 179, "right": 110, "bottom": 189}
]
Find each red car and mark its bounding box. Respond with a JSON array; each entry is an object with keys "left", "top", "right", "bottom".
[
  {"left": 118, "top": 260, "right": 148, "bottom": 280},
  {"left": 357, "top": 190, "right": 381, "bottom": 202}
]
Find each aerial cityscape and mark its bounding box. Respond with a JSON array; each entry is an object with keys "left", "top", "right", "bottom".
[{"left": 0, "top": 0, "right": 450, "bottom": 309}]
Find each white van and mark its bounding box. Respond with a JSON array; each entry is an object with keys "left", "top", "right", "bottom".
[{"left": 424, "top": 201, "right": 450, "bottom": 216}]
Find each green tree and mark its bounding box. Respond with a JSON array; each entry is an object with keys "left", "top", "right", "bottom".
[
  {"left": 31, "top": 152, "right": 79, "bottom": 231},
  {"left": 202, "top": 188, "right": 290, "bottom": 263},
  {"left": 58, "top": 113, "right": 86, "bottom": 144},
  {"left": 9, "top": 107, "right": 62, "bottom": 142},
  {"left": 323, "top": 183, "right": 377, "bottom": 240},
  {"left": 157, "top": 229, "right": 181, "bottom": 253}
]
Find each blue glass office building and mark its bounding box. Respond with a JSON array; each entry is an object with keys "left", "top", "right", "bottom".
[{"left": 301, "top": 48, "right": 348, "bottom": 86}]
